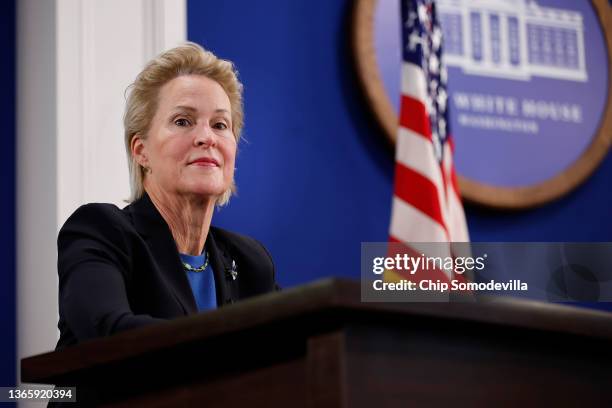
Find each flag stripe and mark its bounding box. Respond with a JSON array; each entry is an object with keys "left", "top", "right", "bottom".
[
  {"left": 394, "top": 162, "right": 447, "bottom": 230},
  {"left": 396, "top": 127, "right": 442, "bottom": 185},
  {"left": 399, "top": 95, "right": 432, "bottom": 138},
  {"left": 401, "top": 62, "right": 428, "bottom": 104},
  {"left": 390, "top": 196, "right": 448, "bottom": 242}
]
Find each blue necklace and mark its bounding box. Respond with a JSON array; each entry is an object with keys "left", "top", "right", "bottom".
[{"left": 181, "top": 251, "right": 209, "bottom": 272}]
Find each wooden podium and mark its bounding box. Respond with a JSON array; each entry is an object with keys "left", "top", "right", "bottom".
[{"left": 22, "top": 279, "right": 612, "bottom": 407}]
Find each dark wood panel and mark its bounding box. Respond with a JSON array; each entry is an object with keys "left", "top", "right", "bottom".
[
  {"left": 104, "top": 359, "right": 308, "bottom": 408},
  {"left": 307, "top": 331, "right": 348, "bottom": 408},
  {"left": 344, "top": 323, "right": 612, "bottom": 407}
]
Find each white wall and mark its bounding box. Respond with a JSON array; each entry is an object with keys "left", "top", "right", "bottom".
[{"left": 17, "top": 0, "right": 185, "bottom": 400}]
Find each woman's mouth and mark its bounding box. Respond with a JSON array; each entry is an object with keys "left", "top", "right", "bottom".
[{"left": 189, "top": 157, "right": 219, "bottom": 167}]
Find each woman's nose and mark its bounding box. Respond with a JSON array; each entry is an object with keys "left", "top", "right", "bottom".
[{"left": 194, "top": 125, "right": 216, "bottom": 147}]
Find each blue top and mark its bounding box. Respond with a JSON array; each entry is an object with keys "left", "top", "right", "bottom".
[{"left": 179, "top": 252, "right": 217, "bottom": 312}]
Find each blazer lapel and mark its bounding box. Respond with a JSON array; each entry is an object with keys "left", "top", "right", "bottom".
[
  {"left": 206, "top": 228, "right": 235, "bottom": 306},
  {"left": 127, "top": 193, "right": 197, "bottom": 315}
]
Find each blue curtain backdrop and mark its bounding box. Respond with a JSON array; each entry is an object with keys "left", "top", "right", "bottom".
[{"left": 187, "top": 0, "right": 612, "bottom": 289}]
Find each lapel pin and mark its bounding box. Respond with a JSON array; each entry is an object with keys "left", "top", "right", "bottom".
[{"left": 226, "top": 259, "right": 238, "bottom": 281}]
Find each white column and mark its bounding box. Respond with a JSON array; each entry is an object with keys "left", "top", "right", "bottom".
[
  {"left": 461, "top": 3, "right": 471, "bottom": 66},
  {"left": 498, "top": 12, "right": 508, "bottom": 67},
  {"left": 575, "top": 20, "right": 587, "bottom": 81},
  {"left": 480, "top": 11, "right": 491, "bottom": 66},
  {"left": 17, "top": 0, "right": 186, "bottom": 402},
  {"left": 17, "top": 2, "right": 58, "bottom": 397}
]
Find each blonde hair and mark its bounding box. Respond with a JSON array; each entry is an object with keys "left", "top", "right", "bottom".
[{"left": 123, "top": 42, "right": 243, "bottom": 205}]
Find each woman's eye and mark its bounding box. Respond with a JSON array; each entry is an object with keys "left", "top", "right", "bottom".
[
  {"left": 174, "top": 118, "right": 191, "bottom": 127},
  {"left": 213, "top": 122, "right": 228, "bottom": 130}
]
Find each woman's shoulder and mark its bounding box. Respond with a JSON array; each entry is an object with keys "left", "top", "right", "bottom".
[
  {"left": 60, "top": 202, "right": 132, "bottom": 235},
  {"left": 57, "top": 203, "right": 137, "bottom": 267}
]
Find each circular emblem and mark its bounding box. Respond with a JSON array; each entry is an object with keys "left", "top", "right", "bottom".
[{"left": 353, "top": 0, "right": 612, "bottom": 208}]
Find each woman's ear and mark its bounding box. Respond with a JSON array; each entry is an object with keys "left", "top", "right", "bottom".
[{"left": 131, "top": 134, "right": 148, "bottom": 169}]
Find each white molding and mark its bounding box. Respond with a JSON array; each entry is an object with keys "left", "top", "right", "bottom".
[
  {"left": 17, "top": 0, "right": 186, "bottom": 393},
  {"left": 57, "top": 0, "right": 85, "bottom": 229},
  {"left": 17, "top": 0, "right": 59, "bottom": 396},
  {"left": 143, "top": 0, "right": 187, "bottom": 61}
]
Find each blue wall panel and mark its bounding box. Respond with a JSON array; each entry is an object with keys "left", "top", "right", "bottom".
[{"left": 1, "top": 0, "right": 16, "bottom": 389}]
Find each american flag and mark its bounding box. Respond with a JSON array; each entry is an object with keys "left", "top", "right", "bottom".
[{"left": 388, "top": 0, "right": 469, "bottom": 282}]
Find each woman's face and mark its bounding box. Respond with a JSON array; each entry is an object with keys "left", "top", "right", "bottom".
[{"left": 135, "top": 75, "right": 237, "bottom": 201}]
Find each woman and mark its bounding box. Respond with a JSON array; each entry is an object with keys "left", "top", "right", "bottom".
[{"left": 56, "top": 42, "right": 278, "bottom": 349}]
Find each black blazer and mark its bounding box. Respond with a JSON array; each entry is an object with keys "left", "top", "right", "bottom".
[{"left": 56, "top": 193, "right": 277, "bottom": 349}]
